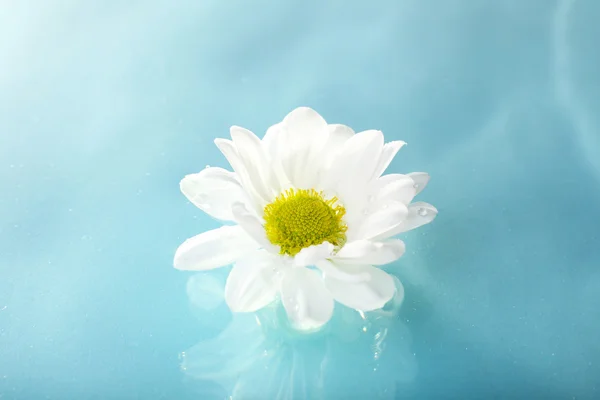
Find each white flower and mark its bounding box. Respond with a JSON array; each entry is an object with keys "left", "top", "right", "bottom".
[{"left": 174, "top": 107, "right": 437, "bottom": 331}]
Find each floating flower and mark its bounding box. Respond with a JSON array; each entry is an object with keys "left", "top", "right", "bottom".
[{"left": 174, "top": 107, "right": 436, "bottom": 330}]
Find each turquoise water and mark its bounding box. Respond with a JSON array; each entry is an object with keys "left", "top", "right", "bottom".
[{"left": 1, "top": 0, "right": 600, "bottom": 398}]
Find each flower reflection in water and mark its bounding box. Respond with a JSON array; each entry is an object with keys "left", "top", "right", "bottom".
[{"left": 181, "top": 272, "right": 417, "bottom": 399}]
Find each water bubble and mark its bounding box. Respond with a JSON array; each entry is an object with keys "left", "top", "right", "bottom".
[
  {"left": 204, "top": 164, "right": 211, "bottom": 169},
  {"left": 418, "top": 208, "right": 428, "bottom": 216}
]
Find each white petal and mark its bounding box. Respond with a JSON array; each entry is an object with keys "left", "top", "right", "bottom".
[
  {"left": 373, "top": 174, "right": 416, "bottom": 206},
  {"left": 333, "top": 239, "right": 405, "bottom": 265},
  {"left": 179, "top": 167, "right": 247, "bottom": 221},
  {"left": 261, "top": 122, "right": 292, "bottom": 190},
  {"left": 354, "top": 201, "right": 409, "bottom": 241},
  {"left": 280, "top": 267, "right": 334, "bottom": 330},
  {"left": 282, "top": 107, "right": 328, "bottom": 141},
  {"left": 407, "top": 172, "right": 430, "bottom": 195},
  {"left": 262, "top": 122, "right": 282, "bottom": 152},
  {"left": 316, "top": 259, "right": 371, "bottom": 284},
  {"left": 279, "top": 107, "right": 329, "bottom": 189},
  {"left": 371, "top": 141, "right": 406, "bottom": 179},
  {"left": 323, "top": 263, "right": 396, "bottom": 311},
  {"left": 230, "top": 126, "right": 279, "bottom": 199},
  {"left": 323, "top": 130, "right": 384, "bottom": 191},
  {"left": 224, "top": 251, "right": 279, "bottom": 312},
  {"left": 309, "top": 124, "right": 355, "bottom": 190},
  {"left": 370, "top": 275, "right": 405, "bottom": 317},
  {"left": 294, "top": 242, "right": 334, "bottom": 267},
  {"left": 231, "top": 202, "right": 278, "bottom": 253},
  {"left": 387, "top": 201, "right": 438, "bottom": 236},
  {"left": 214, "top": 138, "right": 266, "bottom": 210},
  {"left": 174, "top": 225, "right": 258, "bottom": 271},
  {"left": 321, "top": 130, "right": 384, "bottom": 226},
  {"left": 325, "top": 124, "right": 355, "bottom": 150}
]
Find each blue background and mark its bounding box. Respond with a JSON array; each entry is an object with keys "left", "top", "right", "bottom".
[{"left": 1, "top": 0, "right": 599, "bottom": 398}]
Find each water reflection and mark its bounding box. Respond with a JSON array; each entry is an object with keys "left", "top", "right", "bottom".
[{"left": 181, "top": 273, "right": 416, "bottom": 399}]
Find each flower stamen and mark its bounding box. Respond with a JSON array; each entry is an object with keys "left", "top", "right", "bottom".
[{"left": 263, "top": 189, "right": 347, "bottom": 256}]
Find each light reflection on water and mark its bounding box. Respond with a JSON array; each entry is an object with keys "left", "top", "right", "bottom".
[{"left": 182, "top": 270, "right": 415, "bottom": 399}]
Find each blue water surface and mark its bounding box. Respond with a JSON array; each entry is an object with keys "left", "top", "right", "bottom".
[{"left": 1, "top": 1, "right": 599, "bottom": 399}]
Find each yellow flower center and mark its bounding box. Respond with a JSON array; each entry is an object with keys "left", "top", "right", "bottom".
[{"left": 263, "top": 189, "right": 347, "bottom": 256}]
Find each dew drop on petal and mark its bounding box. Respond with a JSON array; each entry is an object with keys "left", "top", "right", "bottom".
[
  {"left": 204, "top": 164, "right": 211, "bottom": 169},
  {"left": 418, "top": 208, "right": 428, "bottom": 217}
]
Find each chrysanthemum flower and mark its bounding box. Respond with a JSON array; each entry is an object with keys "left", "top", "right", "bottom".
[{"left": 175, "top": 107, "right": 436, "bottom": 330}]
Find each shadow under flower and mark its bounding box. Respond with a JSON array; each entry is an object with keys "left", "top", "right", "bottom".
[{"left": 181, "top": 272, "right": 418, "bottom": 400}]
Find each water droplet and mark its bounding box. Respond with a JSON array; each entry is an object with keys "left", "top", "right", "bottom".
[
  {"left": 418, "top": 208, "right": 428, "bottom": 216},
  {"left": 413, "top": 183, "right": 420, "bottom": 189},
  {"left": 205, "top": 164, "right": 211, "bottom": 169},
  {"left": 362, "top": 326, "right": 367, "bottom": 332}
]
